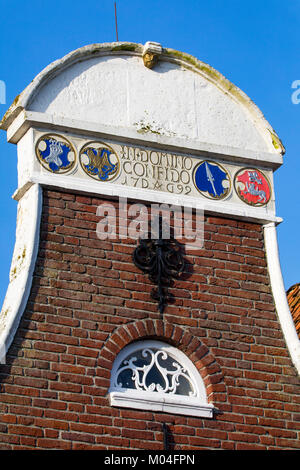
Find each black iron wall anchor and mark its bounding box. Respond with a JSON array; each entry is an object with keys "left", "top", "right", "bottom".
[{"left": 133, "top": 216, "right": 185, "bottom": 314}]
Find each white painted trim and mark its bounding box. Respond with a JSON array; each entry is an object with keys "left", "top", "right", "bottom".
[
  {"left": 26, "top": 173, "right": 282, "bottom": 226},
  {"left": 6, "top": 110, "right": 283, "bottom": 169},
  {"left": 264, "top": 223, "right": 300, "bottom": 375},
  {"left": 108, "top": 340, "right": 214, "bottom": 418},
  {"left": 0, "top": 184, "right": 42, "bottom": 364}
]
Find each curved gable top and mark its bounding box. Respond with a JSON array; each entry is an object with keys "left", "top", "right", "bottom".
[{"left": 1, "top": 42, "right": 284, "bottom": 158}]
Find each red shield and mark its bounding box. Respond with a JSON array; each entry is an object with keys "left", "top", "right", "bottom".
[{"left": 235, "top": 169, "right": 271, "bottom": 206}]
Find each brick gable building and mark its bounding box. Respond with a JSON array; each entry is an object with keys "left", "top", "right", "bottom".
[{"left": 0, "top": 42, "right": 299, "bottom": 450}]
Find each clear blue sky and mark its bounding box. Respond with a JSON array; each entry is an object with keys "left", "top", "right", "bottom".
[{"left": 0, "top": 0, "right": 299, "bottom": 307}]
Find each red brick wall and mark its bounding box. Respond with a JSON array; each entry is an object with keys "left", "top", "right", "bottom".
[{"left": 0, "top": 188, "right": 299, "bottom": 450}]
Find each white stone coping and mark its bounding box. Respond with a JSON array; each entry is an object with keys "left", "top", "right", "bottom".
[
  {"left": 263, "top": 223, "right": 300, "bottom": 375},
  {"left": 0, "top": 184, "right": 42, "bottom": 364},
  {"left": 17, "top": 172, "right": 282, "bottom": 226},
  {"left": 109, "top": 390, "right": 214, "bottom": 418}
]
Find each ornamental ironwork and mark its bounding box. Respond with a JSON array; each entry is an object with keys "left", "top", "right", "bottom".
[
  {"left": 113, "top": 346, "right": 197, "bottom": 397},
  {"left": 133, "top": 216, "right": 185, "bottom": 313}
]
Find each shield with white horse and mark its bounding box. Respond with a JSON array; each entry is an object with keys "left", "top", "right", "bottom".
[{"left": 234, "top": 168, "right": 271, "bottom": 206}]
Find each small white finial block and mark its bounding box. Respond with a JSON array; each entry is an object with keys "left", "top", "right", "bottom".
[{"left": 142, "top": 41, "right": 162, "bottom": 69}]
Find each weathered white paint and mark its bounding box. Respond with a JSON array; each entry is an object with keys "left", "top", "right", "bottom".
[
  {"left": 24, "top": 56, "right": 278, "bottom": 154},
  {"left": 0, "top": 184, "right": 42, "bottom": 364},
  {"left": 1, "top": 43, "right": 284, "bottom": 159},
  {"left": 24, "top": 171, "right": 280, "bottom": 225},
  {"left": 264, "top": 223, "right": 300, "bottom": 375}
]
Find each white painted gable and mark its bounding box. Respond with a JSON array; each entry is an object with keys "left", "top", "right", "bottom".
[
  {"left": 28, "top": 54, "right": 266, "bottom": 154},
  {"left": 1, "top": 42, "right": 299, "bottom": 377},
  {"left": 1, "top": 42, "right": 283, "bottom": 160}
]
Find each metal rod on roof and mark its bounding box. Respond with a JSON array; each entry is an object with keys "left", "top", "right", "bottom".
[{"left": 114, "top": 2, "right": 119, "bottom": 42}]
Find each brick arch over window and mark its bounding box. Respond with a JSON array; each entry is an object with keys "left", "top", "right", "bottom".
[{"left": 99, "top": 319, "right": 227, "bottom": 403}]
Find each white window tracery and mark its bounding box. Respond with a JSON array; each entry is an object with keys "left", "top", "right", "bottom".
[{"left": 108, "top": 340, "right": 214, "bottom": 418}]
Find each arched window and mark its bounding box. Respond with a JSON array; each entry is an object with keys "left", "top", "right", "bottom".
[{"left": 109, "top": 340, "right": 214, "bottom": 418}]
